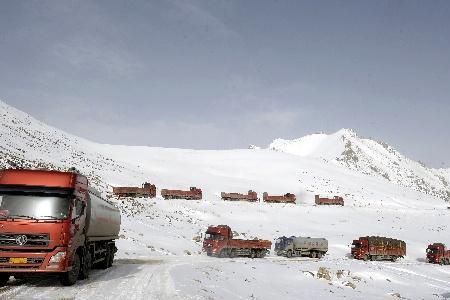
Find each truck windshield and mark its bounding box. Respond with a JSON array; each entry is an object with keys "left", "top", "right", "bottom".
[
  {"left": 427, "top": 248, "right": 438, "bottom": 253},
  {"left": 352, "top": 242, "right": 361, "bottom": 248},
  {"left": 205, "top": 233, "right": 222, "bottom": 240},
  {"left": 0, "top": 193, "right": 70, "bottom": 220}
]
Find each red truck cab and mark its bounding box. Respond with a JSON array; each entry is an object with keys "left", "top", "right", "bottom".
[
  {"left": 426, "top": 243, "right": 450, "bottom": 265},
  {"left": 0, "top": 169, "right": 120, "bottom": 286},
  {"left": 351, "top": 239, "right": 367, "bottom": 260},
  {"left": 203, "top": 225, "right": 271, "bottom": 258}
]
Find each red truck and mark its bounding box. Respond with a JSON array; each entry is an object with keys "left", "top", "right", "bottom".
[
  {"left": 315, "top": 195, "right": 344, "bottom": 206},
  {"left": 202, "top": 225, "right": 271, "bottom": 258},
  {"left": 426, "top": 243, "right": 450, "bottom": 265},
  {"left": 161, "top": 187, "right": 202, "bottom": 200},
  {"left": 221, "top": 190, "right": 258, "bottom": 202},
  {"left": 0, "top": 169, "right": 121, "bottom": 286},
  {"left": 351, "top": 236, "right": 406, "bottom": 261},
  {"left": 112, "top": 182, "right": 156, "bottom": 198},
  {"left": 263, "top": 192, "right": 296, "bottom": 204}
]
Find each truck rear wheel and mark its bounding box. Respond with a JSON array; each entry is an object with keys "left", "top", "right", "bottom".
[
  {"left": 100, "top": 247, "right": 112, "bottom": 269},
  {"left": 60, "top": 253, "right": 80, "bottom": 286},
  {"left": 310, "top": 251, "right": 317, "bottom": 258},
  {"left": 229, "top": 249, "right": 237, "bottom": 258},
  {"left": 317, "top": 252, "right": 323, "bottom": 259},
  {"left": 363, "top": 255, "right": 369, "bottom": 261},
  {"left": 0, "top": 274, "right": 9, "bottom": 286}
]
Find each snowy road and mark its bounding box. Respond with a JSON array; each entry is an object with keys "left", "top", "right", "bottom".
[{"left": 2, "top": 256, "right": 450, "bottom": 300}]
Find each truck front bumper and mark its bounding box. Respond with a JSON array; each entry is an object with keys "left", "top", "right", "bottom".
[{"left": 0, "top": 247, "right": 68, "bottom": 273}]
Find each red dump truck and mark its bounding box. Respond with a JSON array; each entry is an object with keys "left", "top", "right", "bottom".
[
  {"left": 161, "top": 187, "right": 202, "bottom": 200},
  {"left": 351, "top": 236, "right": 406, "bottom": 261},
  {"left": 315, "top": 195, "right": 344, "bottom": 206},
  {"left": 426, "top": 243, "right": 450, "bottom": 265},
  {"left": 112, "top": 182, "right": 156, "bottom": 198},
  {"left": 221, "top": 190, "right": 258, "bottom": 202},
  {"left": 0, "top": 169, "right": 121, "bottom": 286},
  {"left": 203, "top": 225, "right": 271, "bottom": 258},
  {"left": 263, "top": 192, "right": 296, "bottom": 204}
]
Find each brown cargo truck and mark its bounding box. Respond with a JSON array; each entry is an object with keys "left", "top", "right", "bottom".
[
  {"left": 221, "top": 190, "right": 258, "bottom": 202},
  {"left": 315, "top": 195, "right": 344, "bottom": 206},
  {"left": 263, "top": 192, "right": 296, "bottom": 204},
  {"left": 351, "top": 236, "right": 406, "bottom": 261},
  {"left": 202, "top": 225, "right": 271, "bottom": 258},
  {"left": 112, "top": 182, "right": 156, "bottom": 198},
  {"left": 0, "top": 169, "right": 121, "bottom": 286},
  {"left": 161, "top": 187, "right": 202, "bottom": 200}
]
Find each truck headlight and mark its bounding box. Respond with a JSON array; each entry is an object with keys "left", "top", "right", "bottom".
[{"left": 49, "top": 251, "right": 66, "bottom": 264}]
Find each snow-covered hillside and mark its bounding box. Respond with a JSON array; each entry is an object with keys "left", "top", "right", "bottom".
[
  {"left": 1, "top": 99, "right": 450, "bottom": 300},
  {"left": 270, "top": 129, "right": 450, "bottom": 201}
]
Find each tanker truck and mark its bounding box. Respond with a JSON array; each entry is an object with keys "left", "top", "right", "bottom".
[
  {"left": 0, "top": 168, "right": 121, "bottom": 286},
  {"left": 275, "top": 236, "right": 328, "bottom": 258}
]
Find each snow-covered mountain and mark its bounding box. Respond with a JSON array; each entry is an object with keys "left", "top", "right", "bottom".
[
  {"left": 1, "top": 99, "right": 450, "bottom": 300},
  {"left": 270, "top": 129, "right": 450, "bottom": 201}
]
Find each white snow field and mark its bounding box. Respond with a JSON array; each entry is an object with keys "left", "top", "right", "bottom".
[{"left": 0, "top": 99, "right": 449, "bottom": 299}]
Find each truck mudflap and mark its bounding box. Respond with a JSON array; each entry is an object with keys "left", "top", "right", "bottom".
[{"left": 0, "top": 247, "right": 68, "bottom": 273}]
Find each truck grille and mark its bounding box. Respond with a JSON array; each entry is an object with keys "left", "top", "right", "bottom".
[{"left": 0, "top": 233, "right": 50, "bottom": 247}]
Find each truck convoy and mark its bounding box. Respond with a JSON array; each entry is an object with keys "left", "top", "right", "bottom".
[
  {"left": 112, "top": 182, "right": 156, "bottom": 198},
  {"left": 221, "top": 190, "right": 258, "bottom": 202},
  {"left": 203, "top": 225, "right": 271, "bottom": 258},
  {"left": 315, "top": 195, "right": 344, "bottom": 206},
  {"left": 161, "top": 187, "right": 202, "bottom": 200},
  {"left": 275, "top": 236, "right": 328, "bottom": 258},
  {"left": 0, "top": 169, "right": 121, "bottom": 286},
  {"left": 351, "top": 236, "right": 406, "bottom": 261},
  {"left": 263, "top": 192, "right": 296, "bottom": 204},
  {"left": 426, "top": 243, "right": 450, "bottom": 265}
]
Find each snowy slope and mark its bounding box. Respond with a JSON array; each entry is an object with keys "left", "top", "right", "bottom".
[
  {"left": 1, "top": 99, "right": 450, "bottom": 300},
  {"left": 270, "top": 129, "right": 450, "bottom": 201}
]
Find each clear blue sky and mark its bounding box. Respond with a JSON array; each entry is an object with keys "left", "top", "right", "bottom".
[{"left": 1, "top": 0, "right": 449, "bottom": 167}]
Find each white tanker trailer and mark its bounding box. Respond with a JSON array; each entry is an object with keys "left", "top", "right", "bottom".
[{"left": 275, "top": 236, "right": 328, "bottom": 258}]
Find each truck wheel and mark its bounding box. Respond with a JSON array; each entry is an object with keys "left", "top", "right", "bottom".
[
  {"left": 310, "top": 252, "right": 317, "bottom": 258},
  {"left": 60, "top": 253, "right": 81, "bottom": 286},
  {"left": 259, "top": 251, "right": 266, "bottom": 258},
  {"left": 286, "top": 250, "right": 292, "bottom": 258},
  {"left": 363, "top": 255, "right": 369, "bottom": 261},
  {"left": 0, "top": 274, "right": 9, "bottom": 286},
  {"left": 317, "top": 252, "right": 323, "bottom": 259},
  {"left": 79, "top": 251, "right": 92, "bottom": 279},
  {"left": 100, "top": 247, "right": 111, "bottom": 269},
  {"left": 107, "top": 246, "right": 115, "bottom": 267},
  {"left": 229, "top": 249, "right": 237, "bottom": 258},
  {"left": 250, "top": 250, "right": 256, "bottom": 259},
  {"left": 391, "top": 256, "right": 397, "bottom": 262}
]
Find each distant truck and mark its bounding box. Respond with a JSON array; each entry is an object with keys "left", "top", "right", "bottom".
[
  {"left": 221, "top": 190, "right": 258, "bottom": 202},
  {"left": 0, "top": 169, "right": 121, "bottom": 286},
  {"left": 275, "top": 236, "right": 328, "bottom": 258},
  {"left": 426, "top": 243, "right": 450, "bottom": 265},
  {"left": 351, "top": 236, "right": 406, "bottom": 261},
  {"left": 263, "top": 192, "right": 296, "bottom": 204},
  {"left": 203, "top": 225, "right": 271, "bottom": 258},
  {"left": 315, "top": 195, "right": 344, "bottom": 206},
  {"left": 112, "top": 182, "right": 156, "bottom": 198},
  {"left": 161, "top": 187, "right": 202, "bottom": 200}
]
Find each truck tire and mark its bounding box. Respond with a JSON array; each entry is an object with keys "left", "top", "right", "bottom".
[
  {"left": 250, "top": 250, "right": 257, "bottom": 259},
  {"left": 363, "top": 255, "right": 369, "bottom": 261},
  {"left": 317, "top": 252, "right": 323, "bottom": 259},
  {"left": 79, "top": 251, "right": 92, "bottom": 279},
  {"left": 219, "top": 249, "right": 228, "bottom": 258},
  {"left": 259, "top": 250, "right": 266, "bottom": 258},
  {"left": 60, "top": 253, "right": 81, "bottom": 286},
  {"left": 310, "top": 251, "right": 317, "bottom": 258},
  {"left": 99, "top": 247, "right": 111, "bottom": 269},
  {"left": 0, "top": 274, "right": 9, "bottom": 286},
  {"left": 286, "top": 250, "right": 292, "bottom": 258},
  {"left": 391, "top": 256, "right": 397, "bottom": 262},
  {"left": 229, "top": 249, "right": 237, "bottom": 258},
  {"left": 107, "top": 245, "right": 115, "bottom": 267}
]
